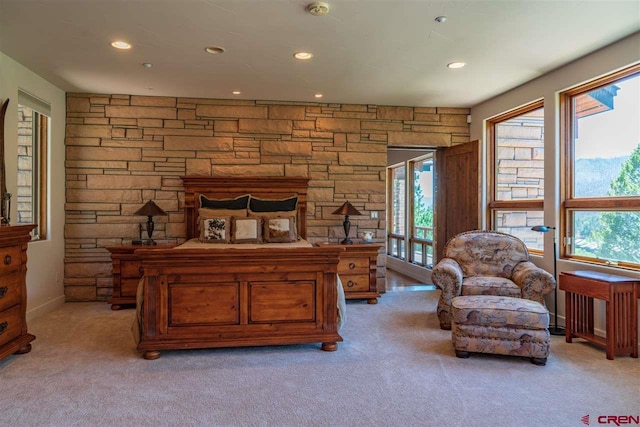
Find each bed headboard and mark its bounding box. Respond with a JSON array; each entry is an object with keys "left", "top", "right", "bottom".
[{"left": 181, "top": 176, "right": 311, "bottom": 240}]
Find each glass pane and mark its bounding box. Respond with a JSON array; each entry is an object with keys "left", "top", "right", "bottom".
[
  {"left": 412, "top": 242, "right": 433, "bottom": 267},
  {"left": 571, "top": 211, "right": 640, "bottom": 264},
  {"left": 391, "top": 166, "right": 406, "bottom": 235},
  {"left": 412, "top": 157, "right": 434, "bottom": 239},
  {"left": 573, "top": 74, "right": 640, "bottom": 198},
  {"left": 495, "top": 107, "right": 544, "bottom": 201},
  {"left": 494, "top": 210, "right": 545, "bottom": 250},
  {"left": 17, "top": 105, "right": 34, "bottom": 225}
]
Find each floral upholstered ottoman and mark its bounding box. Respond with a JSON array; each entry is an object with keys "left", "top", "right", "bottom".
[{"left": 451, "top": 295, "right": 550, "bottom": 365}]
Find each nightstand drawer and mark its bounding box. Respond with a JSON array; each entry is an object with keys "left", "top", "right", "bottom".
[
  {"left": 121, "top": 261, "right": 143, "bottom": 278},
  {"left": 0, "top": 271, "right": 22, "bottom": 312},
  {"left": 341, "top": 274, "right": 370, "bottom": 292},
  {"left": 338, "top": 257, "right": 368, "bottom": 274},
  {"left": 0, "top": 304, "right": 22, "bottom": 348},
  {"left": 0, "top": 245, "right": 22, "bottom": 275}
]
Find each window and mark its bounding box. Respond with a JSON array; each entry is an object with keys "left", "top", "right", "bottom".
[
  {"left": 388, "top": 164, "right": 406, "bottom": 260},
  {"left": 17, "top": 90, "right": 49, "bottom": 240},
  {"left": 488, "top": 101, "right": 545, "bottom": 250},
  {"left": 387, "top": 153, "right": 435, "bottom": 267},
  {"left": 561, "top": 64, "right": 640, "bottom": 270},
  {"left": 411, "top": 156, "right": 434, "bottom": 267}
]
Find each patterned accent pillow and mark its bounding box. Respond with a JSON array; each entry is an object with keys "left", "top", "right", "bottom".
[
  {"left": 199, "top": 217, "right": 231, "bottom": 243},
  {"left": 231, "top": 217, "right": 262, "bottom": 244},
  {"left": 199, "top": 194, "right": 250, "bottom": 210},
  {"left": 250, "top": 210, "right": 298, "bottom": 239},
  {"left": 263, "top": 216, "right": 297, "bottom": 243},
  {"left": 197, "top": 208, "right": 247, "bottom": 234}
]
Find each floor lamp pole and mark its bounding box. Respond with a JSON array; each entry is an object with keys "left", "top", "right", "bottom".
[{"left": 549, "top": 232, "right": 565, "bottom": 336}]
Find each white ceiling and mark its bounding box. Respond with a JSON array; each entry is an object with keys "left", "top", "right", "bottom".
[{"left": 1, "top": 0, "right": 639, "bottom": 108}]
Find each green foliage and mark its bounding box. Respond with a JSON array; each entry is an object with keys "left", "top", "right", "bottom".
[
  {"left": 591, "top": 143, "right": 640, "bottom": 263},
  {"left": 414, "top": 182, "right": 433, "bottom": 237}
]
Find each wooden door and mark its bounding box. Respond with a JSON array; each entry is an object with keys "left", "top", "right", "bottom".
[{"left": 434, "top": 140, "right": 480, "bottom": 261}]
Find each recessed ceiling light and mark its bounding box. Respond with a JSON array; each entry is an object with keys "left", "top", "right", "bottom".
[
  {"left": 205, "top": 46, "right": 225, "bottom": 55},
  {"left": 294, "top": 52, "right": 313, "bottom": 60},
  {"left": 142, "top": 63, "right": 152, "bottom": 68},
  {"left": 111, "top": 41, "right": 131, "bottom": 50},
  {"left": 314, "top": 93, "right": 323, "bottom": 98},
  {"left": 447, "top": 62, "right": 466, "bottom": 69},
  {"left": 434, "top": 16, "right": 447, "bottom": 23},
  {"left": 232, "top": 91, "right": 241, "bottom": 95}
]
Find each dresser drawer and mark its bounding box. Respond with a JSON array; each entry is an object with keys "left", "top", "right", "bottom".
[
  {"left": 340, "top": 274, "right": 370, "bottom": 292},
  {"left": 121, "top": 278, "right": 142, "bottom": 297},
  {"left": 338, "top": 257, "right": 369, "bottom": 274},
  {"left": 0, "top": 271, "right": 22, "bottom": 312},
  {"left": 0, "top": 304, "right": 22, "bottom": 348},
  {"left": 0, "top": 245, "right": 22, "bottom": 275},
  {"left": 121, "top": 261, "right": 143, "bottom": 279}
]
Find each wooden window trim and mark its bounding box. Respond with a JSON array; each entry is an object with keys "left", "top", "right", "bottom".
[
  {"left": 38, "top": 113, "right": 47, "bottom": 240},
  {"left": 560, "top": 63, "right": 640, "bottom": 270},
  {"left": 487, "top": 100, "right": 544, "bottom": 231}
]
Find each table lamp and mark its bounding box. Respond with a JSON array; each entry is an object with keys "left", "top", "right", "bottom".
[
  {"left": 134, "top": 200, "right": 167, "bottom": 245},
  {"left": 532, "top": 225, "right": 565, "bottom": 336},
  {"left": 332, "top": 201, "right": 362, "bottom": 244}
]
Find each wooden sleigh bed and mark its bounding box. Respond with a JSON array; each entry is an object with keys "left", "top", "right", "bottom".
[{"left": 134, "top": 176, "right": 345, "bottom": 360}]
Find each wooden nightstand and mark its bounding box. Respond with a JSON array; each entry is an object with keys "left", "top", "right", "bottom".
[
  {"left": 107, "top": 244, "right": 174, "bottom": 310},
  {"left": 332, "top": 243, "right": 382, "bottom": 304}
]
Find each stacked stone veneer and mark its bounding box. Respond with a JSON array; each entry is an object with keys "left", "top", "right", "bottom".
[
  {"left": 494, "top": 114, "right": 544, "bottom": 247},
  {"left": 65, "top": 94, "right": 470, "bottom": 301}
]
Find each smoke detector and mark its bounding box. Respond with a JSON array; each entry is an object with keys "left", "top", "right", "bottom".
[{"left": 307, "top": 2, "right": 330, "bottom": 16}]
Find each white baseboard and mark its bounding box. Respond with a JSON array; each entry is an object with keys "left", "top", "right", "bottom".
[
  {"left": 386, "top": 256, "right": 432, "bottom": 284},
  {"left": 26, "top": 295, "right": 66, "bottom": 322}
]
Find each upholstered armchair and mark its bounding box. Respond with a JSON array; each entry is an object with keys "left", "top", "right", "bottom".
[{"left": 432, "top": 230, "right": 555, "bottom": 330}]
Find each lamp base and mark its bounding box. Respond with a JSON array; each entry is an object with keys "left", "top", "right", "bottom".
[
  {"left": 549, "top": 325, "right": 565, "bottom": 336},
  {"left": 141, "top": 239, "right": 157, "bottom": 246},
  {"left": 340, "top": 238, "right": 353, "bottom": 245}
]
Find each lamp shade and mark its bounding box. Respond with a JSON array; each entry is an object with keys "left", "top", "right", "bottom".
[
  {"left": 134, "top": 200, "right": 167, "bottom": 217},
  {"left": 332, "top": 201, "right": 362, "bottom": 216}
]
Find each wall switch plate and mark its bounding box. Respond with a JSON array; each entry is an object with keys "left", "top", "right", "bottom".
[{"left": 371, "top": 211, "right": 378, "bottom": 219}]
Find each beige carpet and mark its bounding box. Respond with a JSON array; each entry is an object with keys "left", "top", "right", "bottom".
[{"left": 1, "top": 290, "right": 638, "bottom": 427}]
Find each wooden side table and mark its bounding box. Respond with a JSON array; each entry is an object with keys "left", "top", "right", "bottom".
[
  {"left": 107, "top": 244, "right": 175, "bottom": 310},
  {"left": 559, "top": 270, "right": 638, "bottom": 360},
  {"left": 325, "top": 243, "right": 382, "bottom": 304}
]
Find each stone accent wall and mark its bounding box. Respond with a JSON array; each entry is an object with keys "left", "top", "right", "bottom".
[
  {"left": 65, "top": 94, "right": 469, "bottom": 301},
  {"left": 494, "top": 113, "right": 544, "bottom": 247}
]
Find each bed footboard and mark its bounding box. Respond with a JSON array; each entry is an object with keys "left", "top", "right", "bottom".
[{"left": 136, "top": 246, "right": 344, "bottom": 359}]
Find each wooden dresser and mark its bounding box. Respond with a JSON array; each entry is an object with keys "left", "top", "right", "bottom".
[
  {"left": 107, "top": 244, "right": 174, "bottom": 310},
  {"left": 334, "top": 243, "right": 382, "bottom": 304},
  {"left": 0, "top": 224, "right": 36, "bottom": 362}
]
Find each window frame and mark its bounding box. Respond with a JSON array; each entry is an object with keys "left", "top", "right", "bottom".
[
  {"left": 487, "top": 100, "right": 545, "bottom": 252},
  {"left": 387, "top": 153, "right": 435, "bottom": 267},
  {"left": 560, "top": 63, "right": 640, "bottom": 270},
  {"left": 16, "top": 104, "right": 48, "bottom": 240}
]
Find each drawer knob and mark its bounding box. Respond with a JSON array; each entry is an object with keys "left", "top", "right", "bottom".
[
  {"left": 138, "top": 266, "right": 144, "bottom": 275},
  {"left": 0, "top": 321, "right": 7, "bottom": 335},
  {"left": 3, "top": 255, "right": 11, "bottom": 265},
  {"left": 0, "top": 286, "right": 7, "bottom": 298},
  {"left": 348, "top": 263, "right": 356, "bottom": 270},
  {"left": 347, "top": 280, "right": 355, "bottom": 288}
]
